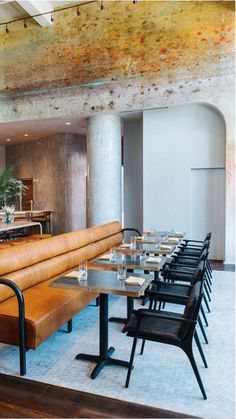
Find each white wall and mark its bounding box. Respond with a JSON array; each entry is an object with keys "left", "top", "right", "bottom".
[
  {"left": 123, "top": 118, "right": 143, "bottom": 237},
  {"left": 143, "top": 104, "right": 226, "bottom": 259}
]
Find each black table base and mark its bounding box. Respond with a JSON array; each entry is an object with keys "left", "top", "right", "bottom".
[
  {"left": 76, "top": 348, "right": 129, "bottom": 379},
  {"left": 75, "top": 293, "right": 130, "bottom": 378},
  {"left": 109, "top": 296, "right": 134, "bottom": 324}
]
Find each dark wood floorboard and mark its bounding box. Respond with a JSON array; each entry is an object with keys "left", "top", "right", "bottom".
[
  {"left": 210, "top": 260, "right": 235, "bottom": 271},
  {"left": 0, "top": 374, "right": 197, "bottom": 418}
]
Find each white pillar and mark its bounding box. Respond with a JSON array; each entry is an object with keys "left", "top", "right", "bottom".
[{"left": 87, "top": 114, "right": 122, "bottom": 226}]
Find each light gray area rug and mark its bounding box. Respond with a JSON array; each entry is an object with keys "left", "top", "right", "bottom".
[{"left": 0, "top": 270, "right": 234, "bottom": 419}]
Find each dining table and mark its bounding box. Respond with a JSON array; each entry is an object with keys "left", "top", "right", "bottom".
[
  {"left": 89, "top": 252, "right": 167, "bottom": 323},
  {"left": 0, "top": 220, "right": 43, "bottom": 235},
  {"left": 50, "top": 269, "right": 152, "bottom": 379}
]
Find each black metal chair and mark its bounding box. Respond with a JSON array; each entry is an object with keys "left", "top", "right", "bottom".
[
  {"left": 124, "top": 281, "right": 207, "bottom": 399},
  {"left": 162, "top": 246, "right": 212, "bottom": 312},
  {"left": 147, "top": 258, "right": 209, "bottom": 347}
]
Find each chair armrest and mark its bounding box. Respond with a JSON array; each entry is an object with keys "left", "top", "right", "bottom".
[
  {"left": 134, "top": 309, "right": 196, "bottom": 325},
  {"left": 0, "top": 278, "right": 25, "bottom": 308},
  {"left": 162, "top": 264, "right": 195, "bottom": 272},
  {"left": 147, "top": 289, "right": 189, "bottom": 300},
  {"left": 179, "top": 244, "right": 202, "bottom": 249},
  {"left": 173, "top": 254, "right": 199, "bottom": 260},
  {"left": 182, "top": 239, "right": 204, "bottom": 244},
  {"left": 122, "top": 228, "right": 142, "bottom": 236}
]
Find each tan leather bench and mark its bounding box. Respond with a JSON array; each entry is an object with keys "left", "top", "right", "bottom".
[{"left": 0, "top": 221, "right": 125, "bottom": 375}]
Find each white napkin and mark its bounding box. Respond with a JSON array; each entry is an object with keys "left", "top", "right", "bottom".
[
  {"left": 146, "top": 256, "right": 162, "bottom": 264},
  {"left": 124, "top": 276, "right": 145, "bottom": 286},
  {"left": 98, "top": 254, "right": 111, "bottom": 260},
  {"left": 65, "top": 271, "right": 80, "bottom": 279}
]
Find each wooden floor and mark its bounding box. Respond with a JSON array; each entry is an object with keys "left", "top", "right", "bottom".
[
  {"left": 209, "top": 260, "right": 235, "bottom": 271},
  {"left": 0, "top": 374, "right": 195, "bottom": 418}
]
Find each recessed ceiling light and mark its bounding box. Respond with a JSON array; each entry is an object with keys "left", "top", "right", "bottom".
[
  {"left": 24, "top": 134, "right": 29, "bottom": 137},
  {"left": 65, "top": 122, "right": 71, "bottom": 125},
  {"left": 6, "top": 138, "right": 11, "bottom": 142}
]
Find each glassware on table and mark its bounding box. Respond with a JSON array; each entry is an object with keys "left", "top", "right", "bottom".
[
  {"left": 155, "top": 237, "right": 161, "bottom": 249},
  {"left": 140, "top": 251, "right": 146, "bottom": 263},
  {"left": 150, "top": 226, "right": 156, "bottom": 236},
  {"left": 130, "top": 236, "right": 136, "bottom": 250},
  {"left": 79, "top": 260, "right": 87, "bottom": 281},
  {"left": 117, "top": 262, "right": 126, "bottom": 280},
  {"left": 109, "top": 247, "right": 116, "bottom": 261}
]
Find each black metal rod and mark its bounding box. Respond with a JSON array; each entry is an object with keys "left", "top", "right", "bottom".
[
  {"left": 0, "top": 278, "right": 26, "bottom": 375},
  {"left": 100, "top": 293, "right": 108, "bottom": 359}
]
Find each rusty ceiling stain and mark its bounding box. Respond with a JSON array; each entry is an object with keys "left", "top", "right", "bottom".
[{"left": 0, "top": 1, "right": 234, "bottom": 95}]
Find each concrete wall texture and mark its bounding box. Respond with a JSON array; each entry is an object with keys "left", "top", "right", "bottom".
[
  {"left": 0, "top": 1, "right": 234, "bottom": 262},
  {"left": 6, "top": 134, "right": 87, "bottom": 234}
]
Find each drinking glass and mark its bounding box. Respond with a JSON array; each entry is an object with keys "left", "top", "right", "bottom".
[
  {"left": 79, "top": 260, "right": 87, "bottom": 281},
  {"left": 155, "top": 237, "right": 161, "bottom": 249},
  {"left": 140, "top": 251, "right": 146, "bottom": 263},
  {"left": 130, "top": 236, "right": 136, "bottom": 250},
  {"left": 117, "top": 262, "right": 126, "bottom": 280},
  {"left": 109, "top": 247, "right": 116, "bottom": 261}
]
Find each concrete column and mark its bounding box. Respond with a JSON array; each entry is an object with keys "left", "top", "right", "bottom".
[{"left": 87, "top": 114, "right": 122, "bottom": 226}]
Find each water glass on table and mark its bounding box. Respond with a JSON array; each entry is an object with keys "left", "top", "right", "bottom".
[
  {"left": 130, "top": 236, "right": 136, "bottom": 250},
  {"left": 140, "top": 251, "right": 146, "bottom": 263},
  {"left": 117, "top": 262, "right": 126, "bottom": 280},
  {"left": 155, "top": 237, "right": 161, "bottom": 250},
  {"left": 79, "top": 260, "right": 87, "bottom": 281},
  {"left": 109, "top": 247, "right": 116, "bottom": 261}
]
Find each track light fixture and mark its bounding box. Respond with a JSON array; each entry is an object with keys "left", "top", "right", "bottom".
[{"left": 1, "top": 0, "right": 134, "bottom": 33}]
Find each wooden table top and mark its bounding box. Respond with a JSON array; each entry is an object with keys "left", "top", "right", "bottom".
[{"left": 50, "top": 269, "right": 152, "bottom": 298}]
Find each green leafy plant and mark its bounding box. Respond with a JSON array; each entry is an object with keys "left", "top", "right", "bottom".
[{"left": 0, "top": 166, "right": 27, "bottom": 208}]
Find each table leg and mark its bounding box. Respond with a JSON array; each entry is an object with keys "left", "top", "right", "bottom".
[
  {"left": 109, "top": 296, "right": 134, "bottom": 324},
  {"left": 75, "top": 293, "right": 129, "bottom": 379}
]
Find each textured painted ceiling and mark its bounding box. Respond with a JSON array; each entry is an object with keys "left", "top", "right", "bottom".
[{"left": 0, "top": 1, "right": 234, "bottom": 96}]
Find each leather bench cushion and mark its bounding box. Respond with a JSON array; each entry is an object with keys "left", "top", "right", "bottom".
[
  {"left": 0, "top": 277, "right": 98, "bottom": 349},
  {"left": 0, "top": 221, "right": 122, "bottom": 277},
  {"left": 0, "top": 231, "right": 123, "bottom": 303}
]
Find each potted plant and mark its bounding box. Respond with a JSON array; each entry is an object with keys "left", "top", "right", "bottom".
[{"left": 0, "top": 167, "right": 27, "bottom": 224}]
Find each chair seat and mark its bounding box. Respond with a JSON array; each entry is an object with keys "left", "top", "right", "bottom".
[{"left": 124, "top": 309, "right": 182, "bottom": 342}]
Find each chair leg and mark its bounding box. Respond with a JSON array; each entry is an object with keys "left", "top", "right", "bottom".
[
  {"left": 203, "top": 294, "right": 211, "bottom": 313},
  {"left": 125, "top": 336, "right": 138, "bottom": 388},
  {"left": 205, "top": 276, "right": 212, "bottom": 293},
  {"left": 204, "top": 283, "right": 211, "bottom": 302},
  {"left": 184, "top": 344, "right": 207, "bottom": 400},
  {"left": 194, "top": 331, "right": 208, "bottom": 368},
  {"left": 140, "top": 339, "right": 146, "bottom": 355},
  {"left": 67, "top": 319, "right": 72, "bottom": 333},
  {"left": 198, "top": 315, "right": 208, "bottom": 344},
  {"left": 200, "top": 305, "right": 208, "bottom": 327}
]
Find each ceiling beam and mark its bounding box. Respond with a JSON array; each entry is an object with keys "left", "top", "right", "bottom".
[{"left": 16, "top": 1, "right": 53, "bottom": 27}]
